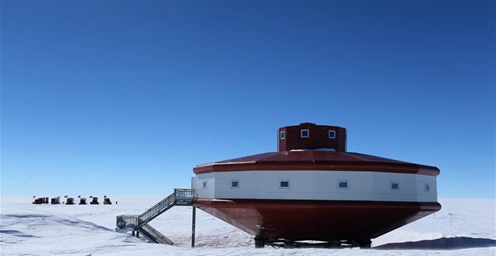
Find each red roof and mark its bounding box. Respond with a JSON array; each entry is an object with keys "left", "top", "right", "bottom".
[{"left": 194, "top": 151, "right": 440, "bottom": 176}]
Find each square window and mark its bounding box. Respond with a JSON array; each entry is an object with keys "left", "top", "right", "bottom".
[
  {"left": 329, "top": 130, "right": 336, "bottom": 139},
  {"left": 391, "top": 182, "right": 399, "bottom": 191},
  {"left": 280, "top": 131, "right": 285, "bottom": 140},
  {"left": 301, "top": 129, "right": 309, "bottom": 138},
  {"left": 338, "top": 180, "right": 348, "bottom": 189},
  {"left": 425, "top": 183, "right": 430, "bottom": 192},
  {"left": 202, "top": 181, "right": 208, "bottom": 189},
  {"left": 280, "top": 180, "right": 290, "bottom": 189},
  {"left": 231, "top": 180, "right": 239, "bottom": 189}
]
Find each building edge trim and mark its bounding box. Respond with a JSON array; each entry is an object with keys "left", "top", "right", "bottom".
[{"left": 194, "top": 163, "right": 440, "bottom": 176}]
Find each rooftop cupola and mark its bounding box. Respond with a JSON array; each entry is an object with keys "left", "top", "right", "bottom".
[{"left": 277, "top": 122, "right": 347, "bottom": 152}]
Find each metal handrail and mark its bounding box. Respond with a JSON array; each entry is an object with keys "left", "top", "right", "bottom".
[
  {"left": 116, "top": 215, "right": 139, "bottom": 229},
  {"left": 140, "top": 223, "right": 174, "bottom": 245},
  {"left": 174, "top": 188, "right": 196, "bottom": 200},
  {"left": 138, "top": 193, "right": 175, "bottom": 223},
  {"left": 139, "top": 189, "right": 196, "bottom": 224},
  {"left": 174, "top": 189, "right": 196, "bottom": 205}
]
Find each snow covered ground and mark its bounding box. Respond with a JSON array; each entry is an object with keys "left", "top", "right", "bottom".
[{"left": 1, "top": 196, "right": 495, "bottom": 256}]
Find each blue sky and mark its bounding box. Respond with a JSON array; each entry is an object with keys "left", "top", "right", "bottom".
[{"left": 2, "top": 0, "right": 494, "bottom": 198}]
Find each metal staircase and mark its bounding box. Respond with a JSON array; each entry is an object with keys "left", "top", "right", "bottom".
[
  {"left": 116, "top": 189, "right": 196, "bottom": 245},
  {"left": 139, "top": 223, "right": 175, "bottom": 245}
]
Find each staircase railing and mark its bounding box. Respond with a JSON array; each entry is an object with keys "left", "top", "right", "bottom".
[
  {"left": 138, "top": 192, "right": 175, "bottom": 225},
  {"left": 139, "top": 223, "right": 174, "bottom": 245},
  {"left": 116, "top": 215, "right": 139, "bottom": 229},
  {"left": 174, "top": 188, "right": 196, "bottom": 205}
]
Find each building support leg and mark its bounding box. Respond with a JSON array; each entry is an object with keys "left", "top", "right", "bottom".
[
  {"left": 358, "top": 239, "right": 371, "bottom": 249},
  {"left": 254, "top": 235, "right": 265, "bottom": 248},
  {"left": 328, "top": 240, "right": 342, "bottom": 248},
  {"left": 283, "top": 239, "right": 294, "bottom": 249}
]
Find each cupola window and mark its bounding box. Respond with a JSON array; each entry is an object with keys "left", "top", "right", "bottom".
[
  {"left": 329, "top": 130, "right": 336, "bottom": 139},
  {"left": 280, "top": 131, "right": 285, "bottom": 140},
  {"left": 301, "top": 129, "right": 309, "bottom": 138}
]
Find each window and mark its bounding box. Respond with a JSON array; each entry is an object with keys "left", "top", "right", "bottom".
[
  {"left": 338, "top": 180, "right": 348, "bottom": 189},
  {"left": 279, "top": 180, "right": 290, "bottom": 189},
  {"left": 202, "top": 181, "right": 208, "bottom": 189},
  {"left": 301, "top": 129, "right": 309, "bottom": 138},
  {"left": 231, "top": 180, "right": 239, "bottom": 189},
  {"left": 280, "top": 131, "right": 285, "bottom": 140},
  {"left": 329, "top": 130, "right": 336, "bottom": 139},
  {"left": 391, "top": 182, "right": 400, "bottom": 191},
  {"left": 424, "top": 183, "right": 430, "bottom": 192}
]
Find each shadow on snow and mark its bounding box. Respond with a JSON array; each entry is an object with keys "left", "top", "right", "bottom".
[{"left": 375, "top": 236, "right": 496, "bottom": 250}]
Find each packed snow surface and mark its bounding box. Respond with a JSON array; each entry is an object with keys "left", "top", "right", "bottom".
[{"left": 1, "top": 196, "right": 495, "bottom": 255}]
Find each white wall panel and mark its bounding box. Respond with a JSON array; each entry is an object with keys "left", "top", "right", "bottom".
[{"left": 194, "top": 170, "right": 438, "bottom": 203}]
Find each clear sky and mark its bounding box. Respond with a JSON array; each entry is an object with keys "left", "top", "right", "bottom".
[{"left": 2, "top": 0, "right": 494, "bottom": 198}]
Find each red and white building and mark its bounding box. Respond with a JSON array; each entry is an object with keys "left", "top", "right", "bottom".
[{"left": 192, "top": 123, "right": 441, "bottom": 247}]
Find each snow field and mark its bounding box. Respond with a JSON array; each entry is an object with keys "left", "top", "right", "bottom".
[{"left": 1, "top": 196, "right": 494, "bottom": 256}]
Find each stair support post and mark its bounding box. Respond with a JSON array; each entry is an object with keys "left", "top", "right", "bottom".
[{"left": 192, "top": 206, "right": 196, "bottom": 247}]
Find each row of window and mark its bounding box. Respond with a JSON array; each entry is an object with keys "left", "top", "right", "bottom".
[
  {"left": 280, "top": 130, "right": 336, "bottom": 140},
  {"left": 202, "top": 180, "right": 431, "bottom": 192}
]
